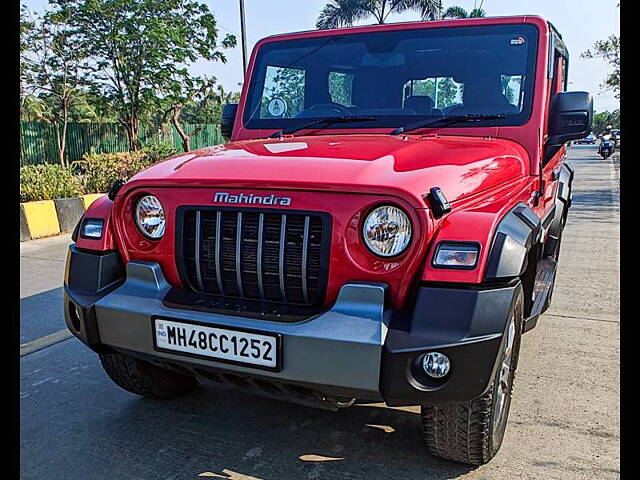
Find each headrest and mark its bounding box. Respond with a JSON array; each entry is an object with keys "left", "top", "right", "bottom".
[{"left": 404, "top": 95, "right": 435, "bottom": 115}]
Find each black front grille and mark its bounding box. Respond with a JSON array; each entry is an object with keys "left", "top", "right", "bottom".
[{"left": 177, "top": 207, "right": 331, "bottom": 310}]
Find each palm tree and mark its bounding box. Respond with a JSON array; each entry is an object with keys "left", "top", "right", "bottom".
[
  {"left": 443, "top": 1, "right": 486, "bottom": 19},
  {"left": 316, "top": 0, "right": 443, "bottom": 29}
]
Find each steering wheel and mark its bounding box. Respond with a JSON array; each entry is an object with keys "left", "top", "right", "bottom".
[{"left": 302, "top": 102, "right": 352, "bottom": 117}]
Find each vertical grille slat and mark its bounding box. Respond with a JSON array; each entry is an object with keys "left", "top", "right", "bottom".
[
  {"left": 235, "top": 212, "right": 244, "bottom": 297},
  {"left": 278, "top": 215, "right": 287, "bottom": 302},
  {"left": 257, "top": 213, "right": 265, "bottom": 299},
  {"left": 179, "top": 207, "right": 329, "bottom": 310},
  {"left": 194, "top": 211, "right": 204, "bottom": 291},
  {"left": 215, "top": 211, "right": 224, "bottom": 294},
  {"left": 301, "top": 216, "right": 310, "bottom": 304}
]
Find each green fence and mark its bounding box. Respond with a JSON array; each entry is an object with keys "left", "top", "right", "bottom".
[{"left": 20, "top": 122, "right": 224, "bottom": 166}]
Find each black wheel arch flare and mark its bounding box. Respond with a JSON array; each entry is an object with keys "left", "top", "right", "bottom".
[{"left": 484, "top": 203, "right": 541, "bottom": 281}]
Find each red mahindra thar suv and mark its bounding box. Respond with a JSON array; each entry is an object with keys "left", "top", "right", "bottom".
[{"left": 65, "top": 16, "right": 592, "bottom": 465}]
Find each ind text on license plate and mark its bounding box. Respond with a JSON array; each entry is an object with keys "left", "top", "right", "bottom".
[{"left": 153, "top": 318, "right": 280, "bottom": 370}]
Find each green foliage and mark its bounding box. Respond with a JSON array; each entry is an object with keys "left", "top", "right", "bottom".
[
  {"left": 443, "top": 1, "right": 486, "bottom": 19},
  {"left": 260, "top": 66, "right": 306, "bottom": 118},
  {"left": 329, "top": 72, "right": 353, "bottom": 105},
  {"left": 317, "top": 0, "right": 443, "bottom": 29},
  {"left": 443, "top": 6, "right": 467, "bottom": 18},
  {"left": 20, "top": 7, "right": 89, "bottom": 165},
  {"left": 20, "top": 164, "right": 82, "bottom": 202},
  {"left": 20, "top": 141, "right": 182, "bottom": 200},
  {"left": 435, "top": 78, "right": 460, "bottom": 108},
  {"left": 76, "top": 142, "right": 179, "bottom": 193},
  {"left": 49, "top": 0, "right": 236, "bottom": 150},
  {"left": 77, "top": 148, "right": 170, "bottom": 194},
  {"left": 21, "top": 0, "right": 239, "bottom": 155},
  {"left": 140, "top": 143, "right": 180, "bottom": 163},
  {"left": 592, "top": 110, "right": 620, "bottom": 135},
  {"left": 405, "top": 77, "right": 460, "bottom": 108},
  {"left": 581, "top": 35, "right": 620, "bottom": 99}
]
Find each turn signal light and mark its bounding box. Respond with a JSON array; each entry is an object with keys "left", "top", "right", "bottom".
[{"left": 433, "top": 242, "right": 479, "bottom": 269}]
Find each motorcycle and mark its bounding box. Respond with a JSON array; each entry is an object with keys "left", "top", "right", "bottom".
[{"left": 599, "top": 135, "right": 614, "bottom": 159}]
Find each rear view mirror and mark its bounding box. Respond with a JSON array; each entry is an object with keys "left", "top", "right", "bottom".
[
  {"left": 221, "top": 103, "right": 238, "bottom": 141},
  {"left": 547, "top": 91, "right": 593, "bottom": 146}
]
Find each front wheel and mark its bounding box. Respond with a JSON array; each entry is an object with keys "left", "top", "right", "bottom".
[{"left": 421, "top": 290, "right": 523, "bottom": 465}]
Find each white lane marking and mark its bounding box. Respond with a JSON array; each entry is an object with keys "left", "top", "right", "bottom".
[
  {"left": 32, "top": 377, "right": 56, "bottom": 387},
  {"left": 20, "top": 329, "right": 73, "bottom": 357}
]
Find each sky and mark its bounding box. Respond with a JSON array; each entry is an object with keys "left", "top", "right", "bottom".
[{"left": 22, "top": 0, "right": 620, "bottom": 112}]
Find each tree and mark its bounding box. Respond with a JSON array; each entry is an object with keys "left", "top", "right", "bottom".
[
  {"left": 51, "top": 0, "right": 236, "bottom": 151},
  {"left": 161, "top": 76, "right": 215, "bottom": 152},
  {"left": 443, "top": 1, "right": 486, "bottom": 18},
  {"left": 591, "top": 110, "right": 620, "bottom": 135},
  {"left": 581, "top": 35, "right": 620, "bottom": 99},
  {"left": 316, "top": 0, "right": 443, "bottom": 29},
  {"left": 21, "top": 7, "right": 88, "bottom": 166},
  {"left": 405, "top": 77, "right": 459, "bottom": 108},
  {"left": 20, "top": 6, "right": 35, "bottom": 113},
  {"left": 260, "top": 67, "right": 306, "bottom": 118},
  {"left": 159, "top": 79, "right": 241, "bottom": 152}
]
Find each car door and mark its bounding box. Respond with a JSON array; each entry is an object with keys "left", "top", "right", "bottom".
[{"left": 540, "top": 41, "right": 568, "bottom": 238}]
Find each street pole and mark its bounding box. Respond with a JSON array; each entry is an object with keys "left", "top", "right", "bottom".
[{"left": 239, "top": 0, "right": 248, "bottom": 75}]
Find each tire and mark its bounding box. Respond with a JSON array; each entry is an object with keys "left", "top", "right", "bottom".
[
  {"left": 421, "top": 291, "right": 523, "bottom": 465},
  {"left": 99, "top": 351, "right": 198, "bottom": 399}
]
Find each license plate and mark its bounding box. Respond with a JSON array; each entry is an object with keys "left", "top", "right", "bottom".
[{"left": 153, "top": 318, "right": 280, "bottom": 370}]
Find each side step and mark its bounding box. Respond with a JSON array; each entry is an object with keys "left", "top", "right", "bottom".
[{"left": 523, "top": 257, "right": 558, "bottom": 333}]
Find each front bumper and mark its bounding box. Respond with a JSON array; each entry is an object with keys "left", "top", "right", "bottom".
[{"left": 64, "top": 245, "right": 521, "bottom": 406}]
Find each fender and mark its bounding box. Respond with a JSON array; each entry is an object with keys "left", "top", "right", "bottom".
[
  {"left": 557, "top": 161, "right": 574, "bottom": 206},
  {"left": 544, "top": 162, "right": 574, "bottom": 255},
  {"left": 484, "top": 203, "right": 541, "bottom": 280},
  {"left": 422, "top": 190, "right": 539, "bottom": 285},
  {"left": 73, "top": 195, "right": 117, "bottom": 252}
]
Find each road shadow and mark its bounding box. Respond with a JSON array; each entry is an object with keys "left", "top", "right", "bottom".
[
  {"left": 113, "top": 381, "right": 476, "bottom": 480},
  {"left": 21, "top": 333, "right": 478, "bottom": 480},
  {"left": 20, "top": 287, "right": 65, "bottom": 344}
]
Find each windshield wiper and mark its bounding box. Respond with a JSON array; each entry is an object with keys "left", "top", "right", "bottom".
[
  {"left": 390, "top": 114, "right": 507, "bottom": 135},
  {"left": 270, "top": 116, "right": 380, "bottom": 138}
]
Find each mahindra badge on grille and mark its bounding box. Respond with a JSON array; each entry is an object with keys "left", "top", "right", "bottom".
[{"left": 213, "top": 192, "right": 291, "bottom": 206}]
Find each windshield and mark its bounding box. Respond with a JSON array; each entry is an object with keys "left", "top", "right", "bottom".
[{"left": 243, "top": 24, "right": 538, "bottom": 131}]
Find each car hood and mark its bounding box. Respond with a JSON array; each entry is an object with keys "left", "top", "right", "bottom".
[{"left": 126, "top": 134, "right": 528, "bottom": 208}]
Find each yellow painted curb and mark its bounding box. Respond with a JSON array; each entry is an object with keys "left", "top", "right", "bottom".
[
  {"left": 81, "top": 194, "right": 105, "bottom": 210},
  {"left": 21, "top": 200, "right": 60, "bottom": 239}
]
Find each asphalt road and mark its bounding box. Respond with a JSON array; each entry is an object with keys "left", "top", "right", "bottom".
[{"left": 20, "top": 145, "right": 620, "bottom": 480}]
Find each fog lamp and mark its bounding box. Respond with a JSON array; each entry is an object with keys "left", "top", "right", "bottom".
[
  {"left": 421, "top": 352, "right": 450, "bottom": 379},
  {"left": 81, "top": 219, "right": 104, "bottom": 239}
]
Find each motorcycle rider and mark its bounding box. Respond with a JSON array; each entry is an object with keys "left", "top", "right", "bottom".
[
  {"left": 607, "top": 125, "right": 618, "bottom": 148},
  {"left": 599, "top": 125, "right": 615, "bottom": 158}
]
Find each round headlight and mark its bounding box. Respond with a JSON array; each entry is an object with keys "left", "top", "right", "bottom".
[
  {"left": 363, "top": 205, "right": 412, "bottom": 257},
  {"left": 135, "top": 195, "right": 165, "bottom": 239}
]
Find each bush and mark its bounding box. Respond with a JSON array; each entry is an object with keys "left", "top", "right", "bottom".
[
  {"left": 76, "top": 144, "right": 180, "bottom": 194},
  {"left": 141, "top": 142, "right": 180, "bottom": 163},
  {"left": 20, "top": 164, "right": 82, "bottom": 203}
]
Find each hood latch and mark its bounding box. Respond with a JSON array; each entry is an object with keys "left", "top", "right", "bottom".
[{"left": 426, "top": 187, "right": 452, "bottom": 218}]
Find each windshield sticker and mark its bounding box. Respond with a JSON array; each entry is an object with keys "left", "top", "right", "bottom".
[
  {"left": 510, "top": 36, "right": 526, "bottom": 46},
  {"left": 268, "top": 97, "right": 287, "bottom": 117}
]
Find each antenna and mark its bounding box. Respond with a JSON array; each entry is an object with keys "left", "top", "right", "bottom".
[{"left": 239, "top": 0, "right": 248, "bottom": 75}]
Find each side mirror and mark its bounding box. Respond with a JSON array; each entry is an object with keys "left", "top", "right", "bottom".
[
  {"left": 547, "top": 91, "right": 593, "bottom": 146},
  {"left": 221, "top": 103, "right": 238, "bottom": 141}
]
